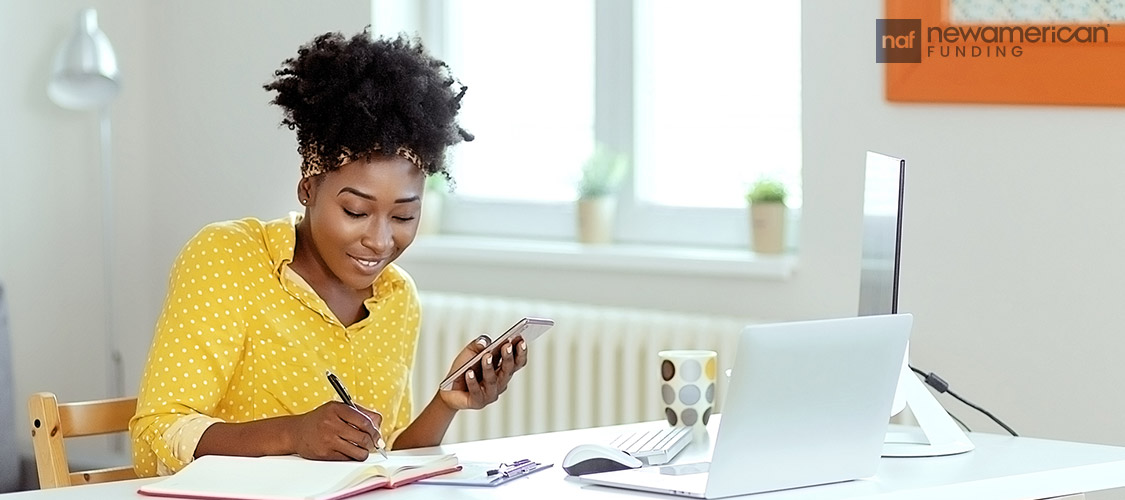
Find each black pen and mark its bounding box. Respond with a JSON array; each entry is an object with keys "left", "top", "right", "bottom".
[
  {"left": 326, "top": 370, "right": 387, "bottom": 459},
  {"left": 488, "top": 459, "right": 533, "bottom": 476}
]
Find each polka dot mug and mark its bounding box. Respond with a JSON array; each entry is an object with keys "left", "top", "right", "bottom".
[{"left": 658, "top": 350, "right": 717, "bottom": 434}]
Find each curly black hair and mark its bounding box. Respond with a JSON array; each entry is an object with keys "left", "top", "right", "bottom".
[{"left": 264, "top": 30, "right": 472, "bottom": 180}]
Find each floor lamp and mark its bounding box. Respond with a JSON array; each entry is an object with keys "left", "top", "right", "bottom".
[{"left": 48, "top": 8, "right": 124, "bottom": 407}]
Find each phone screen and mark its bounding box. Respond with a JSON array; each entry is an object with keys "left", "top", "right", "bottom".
[{"left": 438, "top": 317, "right": 554, "bottom": 391}]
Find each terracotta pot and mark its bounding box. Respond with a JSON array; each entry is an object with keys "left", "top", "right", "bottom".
[
  {"left": 577, "top": 197, "right": 616, "bottom": 244},
  {"left": 750, "top": 202, "right": 786, "bottom": 254}
]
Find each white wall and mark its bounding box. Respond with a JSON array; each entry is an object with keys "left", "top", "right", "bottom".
[
  {"left": 803, "top": 0, "right": 1125, "bottom": 446},
  {"left": 0, "top": 0, "right": 371, "bottom": 461},
  {"left": 0, "top": 0, "right": 155, "bottom": 462},
  {"left": 2, "top": 0, "right": 1124, "bottom": 471}
]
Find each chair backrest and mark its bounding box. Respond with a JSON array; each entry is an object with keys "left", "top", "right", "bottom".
[{"left": 27, "top": 392, "right": 138, "bottom": 489}]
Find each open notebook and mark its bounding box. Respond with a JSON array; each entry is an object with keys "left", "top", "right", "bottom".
[{"left": 138, "top": 453, "right": 459, "bottom": 500}]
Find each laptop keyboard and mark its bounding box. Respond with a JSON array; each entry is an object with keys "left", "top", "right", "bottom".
[{"left": 608, "top": 425, "right": 693, "bottom": 466}]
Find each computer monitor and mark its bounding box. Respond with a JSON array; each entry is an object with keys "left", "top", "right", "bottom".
[
  {"left": 858, "top": 152, "right": 904, "bottom": 318},
  {"left": 860, "top": 151, "right": 974, "bottom": 457}
]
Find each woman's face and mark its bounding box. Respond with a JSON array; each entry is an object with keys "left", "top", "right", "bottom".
[{"left": 300, "top": 155, "right": 425, "bottom": 291}]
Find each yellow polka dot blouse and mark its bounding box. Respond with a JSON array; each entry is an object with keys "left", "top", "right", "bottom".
[{"left": 129, "top": 214, "right": 421, "bottom": 477}]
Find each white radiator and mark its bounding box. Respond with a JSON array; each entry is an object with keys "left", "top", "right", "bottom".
[{"left": 413, "top": 292, "right": 759, "bottom": 444}]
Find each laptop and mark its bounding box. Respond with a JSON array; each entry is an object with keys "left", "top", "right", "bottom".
[{"left": 580, "top": 314, "right": 912, "bottom": 499}]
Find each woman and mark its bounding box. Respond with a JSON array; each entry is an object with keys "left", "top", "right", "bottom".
[{"left": 129, "top": 30, "right": 525, "bottom": 476}]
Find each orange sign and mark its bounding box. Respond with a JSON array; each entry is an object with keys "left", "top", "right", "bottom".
[{"left": 884, "top": 0, "right": 1125, "bottom": 106}]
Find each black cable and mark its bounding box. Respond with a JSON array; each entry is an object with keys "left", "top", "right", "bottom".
[
  {"left": 946, "top": 406, "right": 971, "bottom": 433},
  {"left": 903, "top": 366, "right": 971, "bottom": 432},
  {"left": 909, "top": 365, "right": 1018, "bottom": 436}
]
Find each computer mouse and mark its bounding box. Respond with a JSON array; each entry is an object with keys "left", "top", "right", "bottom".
[{"left": 562, "top": 443, "right": 644, "bottom": 476}]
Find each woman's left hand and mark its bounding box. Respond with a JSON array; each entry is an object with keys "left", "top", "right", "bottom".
[{"left": 438, "top": 335, "right": 528, "bottom": 410}]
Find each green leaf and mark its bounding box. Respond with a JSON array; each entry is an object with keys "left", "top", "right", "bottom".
[
  {"left": 746, "top": 177, "right": 787, "bottom": 204},
  {"left": 578, "top": 144, "right": 630, "bottom": 199}
]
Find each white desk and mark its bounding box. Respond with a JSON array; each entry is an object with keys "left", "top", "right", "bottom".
[{"left": 6, "top": 419, "right": 1125, "bottom": 499}]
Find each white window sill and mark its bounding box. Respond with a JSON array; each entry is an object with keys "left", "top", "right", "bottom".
[{"left": 403, "top": 235, "right": 797, "bottom": 280}]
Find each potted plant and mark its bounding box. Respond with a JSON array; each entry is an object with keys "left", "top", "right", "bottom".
[
  {"left": 746, "top": 177, "right": 788, "bottom": 254},
  {"left": 417, "top": 174, "right": 448, "bottom": 235},
  {"left": 576, "top": 144, "right": 629, "bottom": 244}
]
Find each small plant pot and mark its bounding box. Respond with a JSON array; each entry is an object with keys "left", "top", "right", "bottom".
[
  {"left": 577, "top": 197, "right": 616, "bottom": 244},
  {"left": 750, "top": 202, "right": 786, "bottom": 254}
]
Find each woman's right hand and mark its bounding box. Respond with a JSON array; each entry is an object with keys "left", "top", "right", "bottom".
[{"left": 289, "top": 402, "right": 384, "bottom": 461}]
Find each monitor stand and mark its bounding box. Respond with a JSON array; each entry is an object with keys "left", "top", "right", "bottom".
[{"left": 883, "top": 362, "right": 975, "bottom": 457}]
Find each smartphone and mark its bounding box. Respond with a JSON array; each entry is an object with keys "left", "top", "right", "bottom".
[{"left": 438, "top": 317, "right": 554, "bottom": 391}]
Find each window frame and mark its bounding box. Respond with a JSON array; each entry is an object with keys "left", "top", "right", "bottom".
[{"left": 380, "top": 0, "right": 801, "bottom": 250}]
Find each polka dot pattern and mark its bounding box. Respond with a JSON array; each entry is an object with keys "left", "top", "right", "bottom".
[
  {"left": 661, "top": 384, "right": 675, "bottom": 405},
  {"left": 679, "top": 385, "right": 701, "bottom": 405},
  {"left": 129, "top": 215, "right": 421, "bottom": 477},
  {"left": 680, "top": 360, "right": 701, "bottom": 382},
  {"left": 661, "top": 360, "right": 675, "bottom": 381},
  {"left": 658, "top": 350, "right": 717, "bottom": 433}
]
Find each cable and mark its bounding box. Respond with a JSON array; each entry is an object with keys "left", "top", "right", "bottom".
[
  {"left": 910, "top": 365, "right": 1018, "bottom": 436},
  {"left": 947, "top": 406, "right": 971, "bottom": 433},
  {"left": 903, "top": 366, "right": 971, "bottom": 432}
]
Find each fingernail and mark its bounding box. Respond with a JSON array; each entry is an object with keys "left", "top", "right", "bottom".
[
  {"left": 506, "top": 345, "right": 513, "bottom": 355},
  {"left": 377, "top": 438, "right": 386, "bottom": 449},
  {"left": 485, "top": 354, "right": 492, "bottom": 365},
  {"left": 521, "top": 342, "right": 527, "bottom": 351},
  {"left": 467, "top": 371, "right": 475, "bottom": 379}
]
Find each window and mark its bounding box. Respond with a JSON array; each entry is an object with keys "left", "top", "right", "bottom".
[
  {"left": 379, "top": 0, "right": 802, "bottom": 248},
  {"left": 634, "top": 1, "right": 802, "bottom": 210},
  {"left": 442, "top": 1, "right": 595, "bottom": 202}
]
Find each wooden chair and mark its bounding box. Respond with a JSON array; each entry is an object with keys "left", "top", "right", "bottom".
[{"left": 27, "top": 392, "right": 138, "bottom": 488}]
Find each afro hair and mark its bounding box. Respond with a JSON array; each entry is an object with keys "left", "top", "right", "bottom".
[{"left": 264, "top": 30, "right": 472, "bottom": 180}]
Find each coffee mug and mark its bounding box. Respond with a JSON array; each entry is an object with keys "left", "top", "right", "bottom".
[{"left": 659, "top": 350, "right": 718, "bottom": 432}]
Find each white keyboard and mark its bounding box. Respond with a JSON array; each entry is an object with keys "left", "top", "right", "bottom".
[{"left": 608, "top": 425, "right": 693, "bottom": 466}]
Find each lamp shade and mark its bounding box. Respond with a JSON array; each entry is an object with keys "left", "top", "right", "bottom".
[{"left": 48, "top": 8, "right": 121, "bottom": 110}]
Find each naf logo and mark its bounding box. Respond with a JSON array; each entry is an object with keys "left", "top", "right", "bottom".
[{"left": 876, "top": 19, "right": 922, "bottom": 63}]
